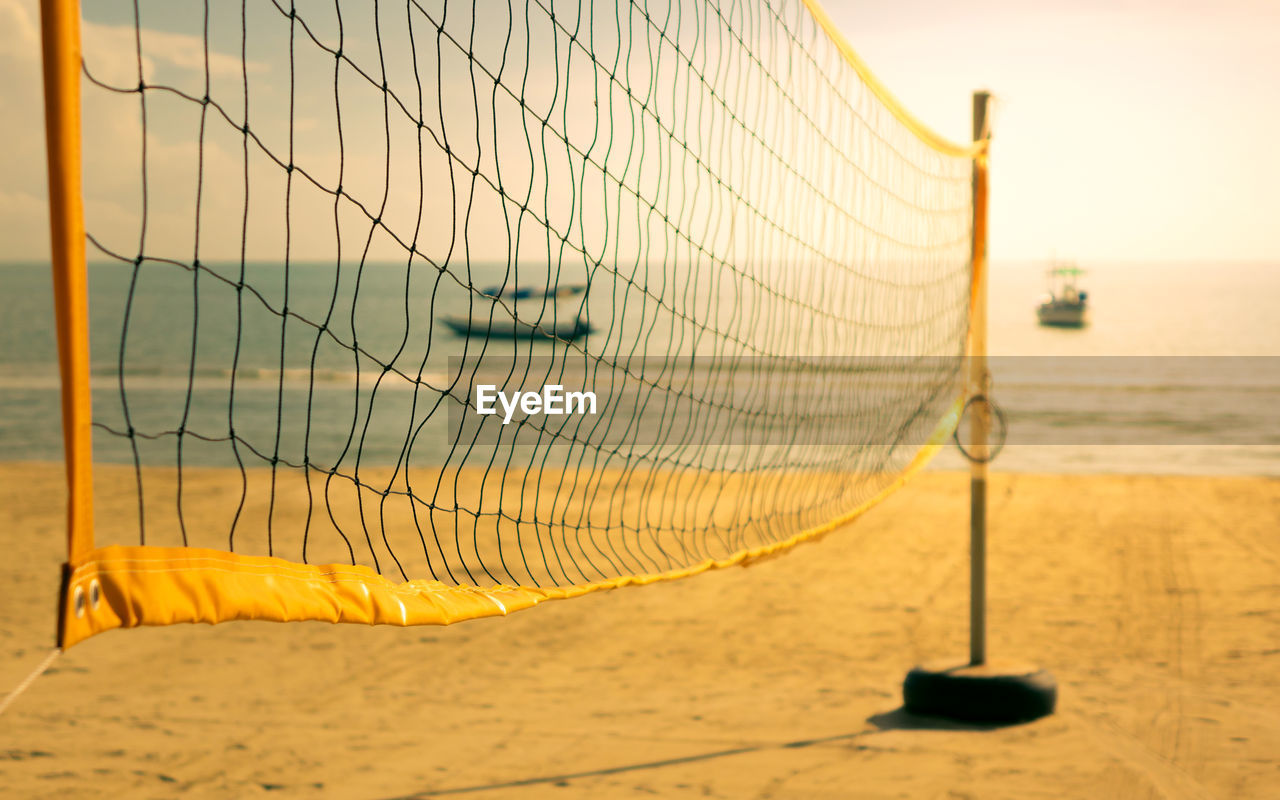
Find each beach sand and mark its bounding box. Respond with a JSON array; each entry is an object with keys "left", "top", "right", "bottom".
[{"left": 2, "top": 463, "right": 1278, "bottom": 798}]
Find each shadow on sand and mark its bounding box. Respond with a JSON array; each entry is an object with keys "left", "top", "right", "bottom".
[
  {"left": 383, "top": 707, "right": 1028, "bottom": 797},
  {"left": 866, "top": 706, "right": 1030, "bottom": 733}
]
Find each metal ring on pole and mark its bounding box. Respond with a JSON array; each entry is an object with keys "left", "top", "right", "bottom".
[{"left": 953, "top": 393, "right": 1007, "bottom": 464}]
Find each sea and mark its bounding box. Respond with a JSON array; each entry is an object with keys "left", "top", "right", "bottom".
[
  {"left": 933, "top": 259, "right": 1280, "bottom": 475},
  {"left": 1, "top": 259, "right": 1278, "bottom": 476}
]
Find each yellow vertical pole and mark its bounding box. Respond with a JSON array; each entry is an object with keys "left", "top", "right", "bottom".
[
  {"left": 40, "top": 0, "right": 94, "bottom": 578},
  {"left": 969, "top": 91, "right": 991, "bottom": 666}
]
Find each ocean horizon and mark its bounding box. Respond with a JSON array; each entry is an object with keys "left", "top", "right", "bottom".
[{"left": 2, "top": 258, "right": 1278, "bottom": 476}]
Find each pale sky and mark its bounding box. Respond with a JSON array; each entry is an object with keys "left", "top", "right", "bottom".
[
  {"left": 1, "top": 0, "right": 1277, "bottom": 263},
  {"left": 831, "top": 0, "right": 1280, "bottom": 262}
]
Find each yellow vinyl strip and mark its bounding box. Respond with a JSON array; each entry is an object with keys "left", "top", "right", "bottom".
[{"left": 59, "top": 398, "right": 962, "bottom": 648}]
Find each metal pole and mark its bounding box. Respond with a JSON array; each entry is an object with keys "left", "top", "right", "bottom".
[
  {"left": 969, "top": 90, "right": 991, "bottom": 666},
  {"left": 40, "top": 0, "right": 95, "bottom": 612}
]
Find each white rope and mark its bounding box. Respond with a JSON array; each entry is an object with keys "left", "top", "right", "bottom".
[{"left": 0, "top": 648, "right": 62, "bottom": 717}]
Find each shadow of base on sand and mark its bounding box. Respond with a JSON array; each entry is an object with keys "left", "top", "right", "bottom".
[{"left": 866, "top": 706, "right": 1032, "bottom": 733}]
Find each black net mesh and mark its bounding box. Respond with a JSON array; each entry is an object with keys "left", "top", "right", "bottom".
[{"left": 77, "top": 0, "right": 972, "bottom": 587}]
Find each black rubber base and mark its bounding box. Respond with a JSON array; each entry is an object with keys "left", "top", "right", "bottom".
[{"left": 903, "top": 661, "right": 1057, "bottom": 723}]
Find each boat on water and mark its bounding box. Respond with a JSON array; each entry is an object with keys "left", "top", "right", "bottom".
[
  {"left": 1036, "top": 262, "right": 1088, "bottom": 328},
  {"left": 440, "top": 284, "right": 592, "bottom": 341}
]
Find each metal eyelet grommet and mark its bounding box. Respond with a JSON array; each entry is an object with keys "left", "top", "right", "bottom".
[
  {"left": 73, "top": 585, "right": 86, "bottom": 618},
  {"left": 89, "top": 579, "right": 101, "bottom": 610}
]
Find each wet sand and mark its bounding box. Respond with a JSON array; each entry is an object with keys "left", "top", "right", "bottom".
[{"left": 2, "top": 463, "right": 1279, "bottom": 798}]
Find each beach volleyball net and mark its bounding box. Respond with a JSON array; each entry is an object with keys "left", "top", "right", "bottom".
[{"left": 41, "top": 0, "right": 986, "bottom": 647}]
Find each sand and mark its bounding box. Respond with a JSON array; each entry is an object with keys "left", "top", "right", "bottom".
[{"left": 2, "top": 463, "right": 1279, "bottom": 798}]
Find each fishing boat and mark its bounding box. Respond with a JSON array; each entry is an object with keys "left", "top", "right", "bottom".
[
  {"left": 1036, "top": 262, "right": 1088, "bottom": 328},
  {"left": 441, "top": 284, "right": 592, "bottom": 340}
]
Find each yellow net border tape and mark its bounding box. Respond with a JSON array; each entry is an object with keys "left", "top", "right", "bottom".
[
  {"left": 59, "top": 398, "right": 963, "bottom": 648},
  {"left": 799, "top": 0, "right": 987, "bottom": 159}
]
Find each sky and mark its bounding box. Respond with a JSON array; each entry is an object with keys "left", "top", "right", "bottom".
[
  {"left": 829, "top": 0, "right": 1280, "bottom": 262},
  {"left": 1, "top": 0, "right": 1277, "bottom": 264}
]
